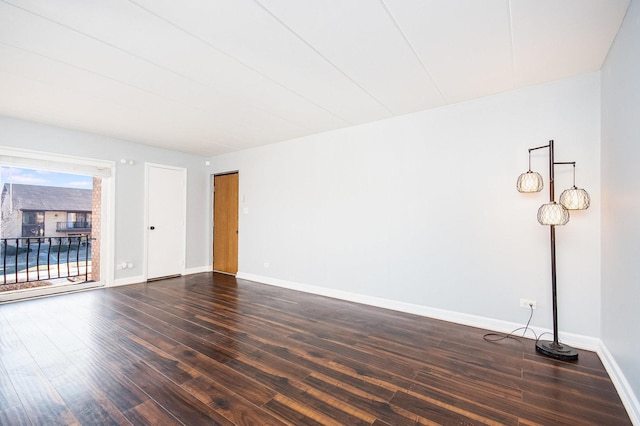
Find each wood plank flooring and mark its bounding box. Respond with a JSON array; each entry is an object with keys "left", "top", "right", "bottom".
[{"left": 0, "top": 272, "right": 632, "bottom": 425}]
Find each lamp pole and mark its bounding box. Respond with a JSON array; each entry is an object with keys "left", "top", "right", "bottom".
[
  {"left": 548, "top": 139, "right": 560, "bottom": 348},
  {"left": 530, "top": 140, "right": 579, "bottom": 361}
]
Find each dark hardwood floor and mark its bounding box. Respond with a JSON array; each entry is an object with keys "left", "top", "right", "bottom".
[{"left": 0, "top": 272, "right": 631, "bottom": 425}]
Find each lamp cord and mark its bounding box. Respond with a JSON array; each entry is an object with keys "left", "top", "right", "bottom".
[{"left": 483, "top": 305, "right": 538, "bottom": 343}]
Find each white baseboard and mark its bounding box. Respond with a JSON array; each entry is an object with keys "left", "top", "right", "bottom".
[
  {"left": 236, "top": 272, "right": 597, "bottom": 349},
  {"left": 111, "top": 275, "right": 145, "bottom": 287},
  {"left": 185, "top": 266, "right": 212, "bottom": 275},
  {"left": 236, "top": 271, "right": 638, "bottom": 424},
  {"left": 111, "top": 267, "right": 210, "bottom": 288},
  {"left": 598, "top": 343, "right": 640, "bottom": 425}
]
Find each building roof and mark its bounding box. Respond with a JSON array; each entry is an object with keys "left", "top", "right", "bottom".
[{"left": 1, "top": 183, "right": 91, "bottom": 212}]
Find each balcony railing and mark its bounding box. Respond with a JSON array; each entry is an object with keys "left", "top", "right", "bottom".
[
  {"left": 0, "top": 234, "right": 91, "bottom": 286},
  {"left": 56, "top": 221, "right": 92, "bottom": 232}
]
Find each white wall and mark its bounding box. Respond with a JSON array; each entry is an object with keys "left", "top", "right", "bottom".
[
  {"left": 601, "top": 0, "right": 640, "bottom": 417},
  {"left": 212, "top": 72, "right": 602, "bottom": 338},
  {"left": 0, "top": 116, "right": 213, "bottom": 281}
]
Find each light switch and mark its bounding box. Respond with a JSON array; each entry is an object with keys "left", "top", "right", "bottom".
[{"left": 243, "top": 207, "right": 249, "bottom": 214}]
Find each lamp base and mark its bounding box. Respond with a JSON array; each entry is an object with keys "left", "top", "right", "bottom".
[{"left": 535, "top": 340, "right": 579, "bottom": 361}]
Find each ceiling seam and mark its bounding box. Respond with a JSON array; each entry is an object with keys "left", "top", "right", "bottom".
[
  {"left": 0, "top": 41, "right": 255, "bottom": 147},
  {"left": 379, "top": 0, "right": 448, "bottom": 105},
  {"left": 507, "top": 0, "right": 517, "bottom": 88},
  {"left": 0, "top": 41, "right": 198, "bottom": 113},
  {"left": 252, "top": 0, "right": 394, "bottom": 116},
  {"left": 0, "top": 2, "right": 207, "bottom": 88},
  {"left": 0, "top": 83, "right": 236, "bottom": 154},
  {"left": 127, "top": 0, "right": 353, "bottom": 128},
  {"left": 0, "top": 0, "right": 318, "bottom": 136},
  {"left": 597, "top": 0, "right": 631, "bottom": 69}
]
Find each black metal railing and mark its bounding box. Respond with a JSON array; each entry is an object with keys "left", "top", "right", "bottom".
[
  {"left": 56, "top": 221, "right": 92, "bottom": 232},
  {"left": 0, "top": 234, "right": 91, "bottom": 285}
]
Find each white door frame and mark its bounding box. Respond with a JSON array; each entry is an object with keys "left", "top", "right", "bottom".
[{"left": 143, "top": 162, "right": 187, "bottom": 281}]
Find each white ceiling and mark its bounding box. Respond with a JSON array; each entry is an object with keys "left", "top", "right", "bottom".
[{"left": 0, "top": 0, "right": 630, "bottom": 156}]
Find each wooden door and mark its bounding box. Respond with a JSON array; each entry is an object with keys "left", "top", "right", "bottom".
[
  {"left": 213, "top": 172, "right": 238, "bottom": 274},
  {"left": 147, "top": 164, "right": 186, "bottom": 280}
]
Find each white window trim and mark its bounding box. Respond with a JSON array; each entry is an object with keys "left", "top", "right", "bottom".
[{"left": 0, "top": 146, "right": 115, "bottom": 300}]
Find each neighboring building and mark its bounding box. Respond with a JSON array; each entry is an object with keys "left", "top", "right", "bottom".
[{"left": 0, "top": 184, "right": 92, "bottom": 238}]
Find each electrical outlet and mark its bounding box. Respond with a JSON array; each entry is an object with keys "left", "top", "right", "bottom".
[
  {"left": 263, "top": 262, "right": 270, "bottom": 268},
  {"left": 520, "top": 299, "right": 537, "bottom": 309}
]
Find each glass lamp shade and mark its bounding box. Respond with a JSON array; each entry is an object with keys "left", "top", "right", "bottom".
[
  {"left": 516, "top": 171, "right": 543, "bottom": 193},
  {"left": 537, "top": 202, "right": 570, "bottom": 225},
  {"left": 559, "top": 186, "right": 590, "bottom": 210}
]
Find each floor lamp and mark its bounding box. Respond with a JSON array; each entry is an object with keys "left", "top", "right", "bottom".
[{"left": 516, "top": 140, "right": 590, "bottom": 361}]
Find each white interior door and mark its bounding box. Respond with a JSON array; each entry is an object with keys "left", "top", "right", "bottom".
[{"left": 146, "top": 164, "right": 186, "bottom": 280}]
